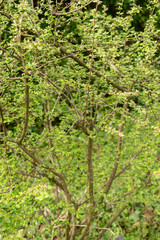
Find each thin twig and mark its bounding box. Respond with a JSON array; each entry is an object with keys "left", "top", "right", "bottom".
[
  {"left": 59, "top": 47, "right": 128, "bottom": 92},
  {"left": 18, "top": 78, "right": 29, "bottom": 143},
  {"left": 97, "top": 205, "right": 126, "bottom": 240},
  {"left": 52, "top": 1, "right": 93, "bottom": 16}
]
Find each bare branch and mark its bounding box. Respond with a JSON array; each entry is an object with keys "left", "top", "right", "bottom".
[
  {"left": 109, "top": 61, "right": 125, "bottom": 77},
  {"left": 114, "top": 146, "right": 145, "bottom": 179},
  {"left": 17, "top": 171, "right": 42, "bottom": 179},
  {"left": 0, "top": 11, "right": 11, "bottom": 18},
  {"left": 59, "top": 47, "right": 129, "bottom": 92},
  {"left": 39, "top": 71, "right": 81, "bottom": 120},
  {"left": 0, "top": 104, "right": 7, "bottom": 136},
  {"left": 18, "top": 78, "right": 29, "bottom": 144},
  {"left": 97, "top": 205, "right": 126, "bottom": 240},
  {"left": 112, "top": 190, "right": 133, "bottom": 202},
  {"left": 0, "top": 47, "right": 21, "bottom": 61},
  {"left": 100, "top": 84, "right": 133, "bottom": 202},
  {"left": 51, "top": 1, "right": 94, "bottom": 16}
]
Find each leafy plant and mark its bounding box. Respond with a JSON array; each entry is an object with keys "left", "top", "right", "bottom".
[{"left": 0, "top": 0, "right": 159, "bottom": 239}]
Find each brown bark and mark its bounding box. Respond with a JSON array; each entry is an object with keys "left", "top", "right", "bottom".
[
  {"left": 59, "top": 47, "right": 128, "bottom": 93},
  {"left": 19, "top": 78, "right": 29, "bottom": 143},
  {"left": 97, "top": 205, "right": 126, "bottom": 239}
]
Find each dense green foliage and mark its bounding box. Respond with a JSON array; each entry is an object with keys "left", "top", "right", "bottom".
[{"left": 0, "top": 0, "right": 160, "bottom": 239}]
